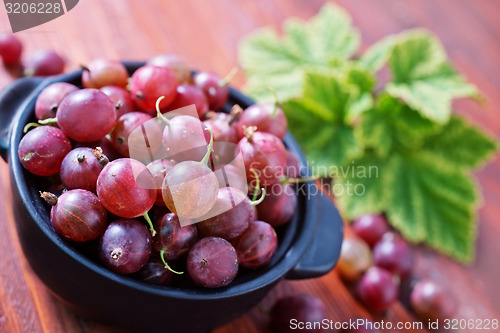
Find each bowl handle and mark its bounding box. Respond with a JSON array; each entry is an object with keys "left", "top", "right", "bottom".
[
  {"left": 0, "top": 77, "right": 45, "bottom": 162},
  {"left": 285, "top": 194, "right": 344, "bottom": 280}
]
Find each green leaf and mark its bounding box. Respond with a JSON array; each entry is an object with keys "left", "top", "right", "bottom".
[
  {"left": 386, "top": 29, "right": 481, "bottom": 123},
  {"left": 422, "top": 116, "right": 498, "bottom": 169},
  {"left": 358, "top": 34, "right": 397, "bottom": 71},
  {"left": 356, "top": 109, "right": 393, "bottom": 157},
  {"left": 343, "top": 63, "right": 377, "bottom": 93},
  {"left": 341, "top": 97, "right": 496, "bottom": 262},
  {"left": 239, "top": 7, "right": 496, "bottom": 263},
  {"left": 388, "top": 154, "right": 478, "bottom": 262},
  {"left": 356, "top": 95, "right": 440, "bottom": 156},
  {"left": 335, "top": 153, "right": 393, "bottom": 217},
  {"left": 332, "top": 61, "right": 376, "bottom": 121},
  {"left": 282, "top": 70, "right": 364, "bottom": 175},
  {"left": 239, "top": 3, "right": 360, "bottom": 102},
  {"left": 337, "top": 151, "right": 480, "bottom": 262}
]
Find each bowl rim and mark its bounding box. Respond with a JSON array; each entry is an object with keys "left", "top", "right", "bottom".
[{"left": 8, "top": 63, "right": 320, "bottom": 300}]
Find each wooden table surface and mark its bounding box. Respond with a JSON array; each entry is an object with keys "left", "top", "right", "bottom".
[{"left": 1, "top": 0, "right": 499, "bottom": 332}]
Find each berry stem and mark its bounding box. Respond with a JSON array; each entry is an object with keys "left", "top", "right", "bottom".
[
  {"left": 40, "top": 191, "right": 58, "bottom": 206},
  {"left": 23, "top": 122, "right": 42, "bottom": 133},
  {"left": 143, "top": 211, "right": 157, "bottom": 237},
  {"left": 204, "top": 111, "right": 217, "bottom": 120},
  {"left": 38, "top": 117, "right": 58, "bottom": 125},
  {"left": 243, "top": 126, "right": 257, "bottom": 143},
  {"left": 282, "top": 175, "right": 318, "bottom": 185},
  {"left": 24, "top": 68, "right": 35, "bottom": 77},
  {"left": 93, "top": 147, "right": 110, "bottom": 167},
  {"left": 155, "top": 96, "right": 171, "bottom": 126},
  {"left": 160, "top": 249, "right": 184, "bottom": 275},
  {"left": 228, "top": 104, "right": 243, "bottom": 126},
  {"left": 266, "top": 87, "right": 280, "bottom": 117},
  {"left": 201, "top": 128, "right": 214, "bottom": 166},
  {"left": 250, "top": 168, "right": 260, "bottom": 202},
  {"left": 251, "top": 188, "right": 266, "bottom": 207},
  {"left": 219, "top": 67, "right": 239, "bottom": 87}
]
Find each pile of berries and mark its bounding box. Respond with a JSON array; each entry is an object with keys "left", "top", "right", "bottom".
[
  {"left": 0, "top": 33, "right": 65, "bottom": 77},
  {"left": 17, "top": 55, "right": 303, "bottom": 289},
  {"left": 337, "top": 214, "right": 456, "bottom": 321}
]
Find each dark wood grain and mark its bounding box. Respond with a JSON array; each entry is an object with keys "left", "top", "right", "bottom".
[{"left": 0, "top": 1, "right": 499, "bottom": 332}]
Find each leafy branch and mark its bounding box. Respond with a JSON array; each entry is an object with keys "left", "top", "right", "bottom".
[{"left": 238, "top": 3, "right": 498, "bottom": 262}]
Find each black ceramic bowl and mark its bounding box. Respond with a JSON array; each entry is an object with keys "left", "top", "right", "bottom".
[{"left": 0, "top": 63, "right": 343, "bottom": 333}]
